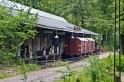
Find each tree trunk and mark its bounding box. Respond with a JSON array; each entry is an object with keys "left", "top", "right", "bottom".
[{"left": 120, "top": 34, "right": 124, "bottom": 55}]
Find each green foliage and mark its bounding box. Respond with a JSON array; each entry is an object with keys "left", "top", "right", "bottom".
[
  {"left": 0, "top": 63, "right": 40, "bottom": 79},
  {"left": 0, "top": 4, "right": 37, "bottom": 65},
  {"left": 72, "top": 56, "right": 114, "bottom": 82},
  {"left": 56, "top": 63, "right": 77, "bottom": 82},
  {"left": 0, "top": 72, "right": 8, "bottom": 79},
  {"left": 10, "top": 0, "right": 117, "bottom": 50},
  {"left": 114, "top": 55, "right": 124, "bottom": 72},
  {"left": 0, "top": 52, "right": 15, "bottom": 65},
  {"left": 18, "top": 64, "right": 40, "bottom": 73},
  {"left": 104, "top": 43, "right": 114, "bottom": 51},
  {"left": 0, "top": 4, "right": 38, "bottom": 80},
  {"left": 52, "top": 61, "right": 69, "bottom": 67},
  {"left": 56, "top": 55, "right": 124, "bottom": 82},
  {"left": 18, "top": 62, "right": 40, "bottom": 82},
  {"left": 56, "top": 55, "right": 115, "bottom": 82},
  {"left": 86, "top": 56, "right": 114, "bottom": 82}
]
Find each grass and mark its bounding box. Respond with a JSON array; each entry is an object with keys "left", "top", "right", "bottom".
[
  {"left": 52, "top": 61, "right": 69, "bottom": 67},
  {"left": 0, "top": 60, "right": 69, "bottom": 79},
  {"left": 56, "top": 54, "right": 124, "bottom": 82},
  {"left": 0, "top": 63, "right": 40, "bottom": 79}
]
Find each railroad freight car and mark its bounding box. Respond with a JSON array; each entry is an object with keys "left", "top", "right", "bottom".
[
  {"left": 64, "top": 37, "right": 89, "bottom": 56},
  {"left": 78, "top": 38, "right": 89, "bottom": 54},
  {"left": 86, "top": 38, "right": 95, "bottom": 53}
]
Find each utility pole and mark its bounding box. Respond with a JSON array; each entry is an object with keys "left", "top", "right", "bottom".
[
  {"left": 119, "top": 0, "right": 121, "bottom": 81},
  {"left": 114, "top": 0, "right": 117, "bottom": 81}
]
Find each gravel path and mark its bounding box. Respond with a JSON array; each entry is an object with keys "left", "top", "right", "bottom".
[{"left": 0, "top": 52, "right": 113, "bottom": 82}]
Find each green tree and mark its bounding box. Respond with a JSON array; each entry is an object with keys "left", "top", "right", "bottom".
[
  {"left": 120, "top": 0, "right": 124, "bottom": 54},
  {"left": 11, "top": 0, "right": 124, "bottom": 52},
  {"left": 0, "top": 5, "right": 37, "bottom": 64}
]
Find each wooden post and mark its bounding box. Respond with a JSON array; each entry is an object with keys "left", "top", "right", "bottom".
[{"left": 40, "top": 30, "right": 42, "bottom": 51}]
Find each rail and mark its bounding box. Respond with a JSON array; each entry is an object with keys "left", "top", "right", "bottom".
[{"left": 35, "top": 54, "right": 89, "bottom": 67}]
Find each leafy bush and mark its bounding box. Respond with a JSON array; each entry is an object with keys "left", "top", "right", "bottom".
[
  {"left": 17, "top": 63, "right": 40, "bottom": 73},
  {"left": 0, "top": 72, "right": 8, "bottom": 79},
  {"left": 0, "top": 4, "right": 37, "bottom": 66},
  {"left": 52, "top": 61, "right": 69, "bottom": 67},
  {"left": 0, "top": 63, "right": 40, "bottom": 79},
  {"left": 57, "top": 55, "right": 124, "bottom": 82},
  {"left": 26, "top": 64, "right": 40, "bottom": 71},
  {"left": 56, "top": 55, "right": 115, "bottom": 82},
  {"left": 0, "top": 52, "right": 17, "bottom": 68},
  {"left": 114, "top": 55, "right": 124, "bottom": 72},
  {"left": 56, "top": 63, "right": 77, "bottom": 82},
  {"left": 104, "top": 44, "right": 114, "bottom": 51},
  {"left": 83, "top": 56, "right": 114, "bottom": 82}
]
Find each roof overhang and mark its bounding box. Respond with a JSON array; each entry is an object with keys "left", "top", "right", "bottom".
[{"left": 0, "top": 0, "right": 98, "bottom": 35}]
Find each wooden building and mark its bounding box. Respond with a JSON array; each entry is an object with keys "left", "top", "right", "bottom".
[{"left": 0, "top": 0, "right": 98, "bottom": 65}]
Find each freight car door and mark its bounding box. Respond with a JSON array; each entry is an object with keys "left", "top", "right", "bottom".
[
  {"left": 70, "top": 38, "right": 76, "bottom": 55},
  {"left": 82, "top": 38, "right": 88, "bottom": 54},
  {"left": 86, "top": 38, "right": 95, "bottom": 53},
  {"left": 86, "top": 38, "right": 91, "bottom": 53},
  {"left": 77, "top": 38, "right": 88, "bottom": 54},
  {"left": 75, "top": 38, "right": 82, "bottom": 55},
  {"left": 64, "top": 39, "right": 70, "bottom": 55}
]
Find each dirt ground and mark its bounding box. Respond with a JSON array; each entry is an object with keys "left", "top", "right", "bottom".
[{"left": 0, "top": 52, "right": 114, "bottom": 82}]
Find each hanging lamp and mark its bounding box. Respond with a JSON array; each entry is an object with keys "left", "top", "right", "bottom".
[
  {"left": 71, "top": 32, "right": 74, "bottom": 39},
  {"left": 55, "top": 30, "right": 59, "bottom": 38}
]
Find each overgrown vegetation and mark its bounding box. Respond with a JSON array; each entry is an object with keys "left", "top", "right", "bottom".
[
  {"left": 0, "top": 2, "right": 39, "bottom": 79},
  {"left": 56, "top": 55, "right": 124, "bottom": 82},
  {"left": 0, "top": 0, "right": 123, "bottom": 81},
  {"left": 56, "top": 63, "right": 80, "bottom": 82},
  {"left": 0, "top": 62, "right": 40, "bottom": 79},
  {"left": 0, "top": 5, "right": 37, "bottom": 64},
  {"left": 52, "top": 61, "right": 69, "bottom": 67},
  {"left": 0, "top": 1, "right": 37, "bottom": 61}
]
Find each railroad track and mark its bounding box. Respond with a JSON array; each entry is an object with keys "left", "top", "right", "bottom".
[
  {"left": 61, "top": 55, "right": 88, "bottom": 63},
  {"left": 38, "top": 54, "right": 90, "bottom": 68}
]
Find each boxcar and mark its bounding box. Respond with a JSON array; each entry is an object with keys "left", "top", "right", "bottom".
[
  {"left": 64, "top": 37, "right": 89, "bottom": 56},
  {"left": 77, "top": 38, "right": 88, "bottom": 54},
  {"left": 65, "top": 38, "right": 81, "bottom": 56},
  {"left": 86, "top": 38, "right": 95, "bottom": 53}
]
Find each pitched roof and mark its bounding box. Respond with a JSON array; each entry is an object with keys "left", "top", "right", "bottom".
[
  {"left": 0, "top": 0, "right": 98, "bottom": 35},
  {"left": 0, "top": 0, "right": 67, "bottom": 22},
  {"left": 81, "top": 28, "right": 98, "bottom": 35},
  {"left": 11, "top": 9, "right": 75, "bottom": 32}
]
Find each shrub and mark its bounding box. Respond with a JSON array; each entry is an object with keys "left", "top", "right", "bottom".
[
  {"left": 0, "top": 63, "right": 40, "bottom": 79},
  {"left": 52, "top": 61, "right": 69, "bottom": 67},
  {"left": 17, "top": 63, "right": 40, "bottom": 73},
  {"left": 56, "top": 55, "right": 115, "bottom": 82}
]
